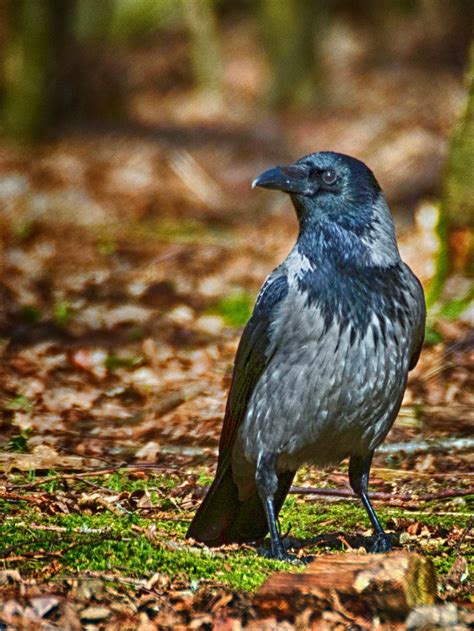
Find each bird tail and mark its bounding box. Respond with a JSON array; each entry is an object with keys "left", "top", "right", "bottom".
[{"left": 186, "top": 457, "right": 295, "bottom": 546}]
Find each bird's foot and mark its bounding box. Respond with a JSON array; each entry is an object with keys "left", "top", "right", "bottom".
[
  {"left": 257, "top": 544, "right": 312, "bottom": 565},
  {"left": 257, "top": 544, "right": 291, "bottom": 562},
  {"left": 370, "top": 533, "right": 393, "bottom": 553}
]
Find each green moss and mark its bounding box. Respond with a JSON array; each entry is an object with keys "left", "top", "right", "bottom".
[
  {"left": 280, "top": 496, "right": 369, "bottom": 540},
  {"left": 424, "top": 322, "right": 444, "bottom": 345},
  {"left": 96, "top": 235, "right": 117, "bottom": 256},
  {"left": 1, "top": 470, "right": 470, "bottom": 593},
  {"left": 5, "top": 394, "right": 34, "bottom": 413},
  {"left": 20, "top": 305, "right": 42, "bottom": 322},
  {"left": 0, "top": 508, "right": 292, "bottom": 591},
  {"left": 104, "top": 353, "right": 143, "bottom": 372},
  {"left": 196, "top": 470, "right": 214, "bottom": 486},
  {"left": 208, "top": 291, "right": 254, "bottom": 328},
  {"left": 53, "top": 300, "right": 74, "bottom": 326},
  {"left": 437, "top": 292, "right": 474, "bottom": 320},
  {"left": 7, "top": 428, "right": 33, "bottom": 453},
  {"left": 127, "top": 218, "right": 232, "bottom": 245}
]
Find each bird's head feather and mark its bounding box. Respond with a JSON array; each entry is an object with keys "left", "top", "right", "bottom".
[{"left": 253, "top": 152, "right": 400, "bottom": 269}]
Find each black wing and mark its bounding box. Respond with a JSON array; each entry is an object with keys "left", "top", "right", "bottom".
[
  {"left": 407, "top": 269, "right": 426, "bottom": 371},
  {"left": 217, "top": 273, "right": 288, "bottom": 465}
]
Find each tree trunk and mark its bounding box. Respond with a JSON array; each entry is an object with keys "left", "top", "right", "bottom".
[
  {"left": 259, "top": 0, "right": 319, "bottom": 107},
  {"left": 1, "top": 0, "right": 117, "bottom": 143},
  {"left": 183, "top": 0, "right": 222, "bottom": 95},
  {"left": 428, "top": 41, "right": 474, "bottom": 305},
  {"left": 2, "top": 0, "right": 64, "bottom": 142}
]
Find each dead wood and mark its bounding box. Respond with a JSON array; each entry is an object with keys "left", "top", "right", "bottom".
[{"left": 253, "top": 551, "right": 437, "bottom": 623}]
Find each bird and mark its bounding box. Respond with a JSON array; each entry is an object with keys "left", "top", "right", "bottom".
[{"left": 187, "top": 151, "right": 425, "bottom": 560}]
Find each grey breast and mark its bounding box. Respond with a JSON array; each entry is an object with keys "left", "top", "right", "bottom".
[{"left": 238, "top": 266, "right": 415, "bottom": 472}]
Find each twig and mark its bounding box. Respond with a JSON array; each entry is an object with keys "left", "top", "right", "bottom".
[
  {"left": 379, "top": 437, "right": 474, "bottom": 454},
  {"left": 5, "top": 463, "right": 180, "bottom": 491},
  {"left": 288, "top": 486, "right": 474, "bottom": 503},
  {"left": 370, "top": 468, "right": 474, "bottom": 479},
  {"left": 23, "top": 523, "right": 111, "bottom": 534},
  {"left": 455, "top": 515, "right": 473, "bottom": 554},
  {"left": 5, "top": 467, "right": 122, "bottom": 491},
  {"left": 55, "top": 571, "right": 158, "bottom": 595},
  {"left": 168, "top": 149, "right": 228, "bottom": 209},
  {"left": 134, "top": 509, "right": 192, "bottom": 521},
  {"left": 401, "top": 511, "right": 472, "bottom": 517}
]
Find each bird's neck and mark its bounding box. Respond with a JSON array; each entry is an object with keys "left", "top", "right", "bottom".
[{"left": 296, "top": 214, "right": 400, "bottom": 272}]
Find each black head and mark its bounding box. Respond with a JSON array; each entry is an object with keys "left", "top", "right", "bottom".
[
  {"left": 253, "top": 152, "right": 382, "bottom": 231},
  {"left": 253, "top": 151, "right": 400, "bottom": 267}
]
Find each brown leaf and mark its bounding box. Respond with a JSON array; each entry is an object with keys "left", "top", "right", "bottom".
[
  {"left": 80, "top": 605, "right": 112, "bottom": 623},
  {"left": 445, "top": 556, "right": 469, "bottom": 587}
]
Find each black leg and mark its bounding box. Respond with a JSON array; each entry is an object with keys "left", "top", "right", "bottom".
[
  {"left": 255, "top": 453, "right": 289, "bottom": 560},
  {"left": 349, "top": 453, "right": 392, "bottom": 553}
]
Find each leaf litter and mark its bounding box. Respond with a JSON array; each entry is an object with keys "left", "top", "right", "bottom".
[{"left": 0, "top": 14, "right": 473, "bottom": 631}]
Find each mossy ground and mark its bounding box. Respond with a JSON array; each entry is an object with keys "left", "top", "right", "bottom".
[{"left": 1, "top": 468, "right": 471, "bottom": 595}]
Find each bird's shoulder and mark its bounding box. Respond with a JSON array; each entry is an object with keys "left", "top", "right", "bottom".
[
  {"left": 253, "top": 268, "right": 289, "bottom": 318},
  {"left": 234, "top": 267, "right": 289, "bottom": 370},
  {"left": 398, "top": 262, "right": 426, "bottom": 369},
  {"left": 217, "top": 268, "right": 288, "bottom": 462}
]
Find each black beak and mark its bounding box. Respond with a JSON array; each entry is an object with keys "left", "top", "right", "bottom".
[{"left": 252, "top": 163, "right": 315, "bottom": 195}]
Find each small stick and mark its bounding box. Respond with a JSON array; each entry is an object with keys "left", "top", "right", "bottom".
[
  {"left": 289, "top": 486, "right": 474, "bottom": 502},
  {"left": 454, "top": 515, "right": 473, "bottom": 554},
  {"left": 5, "top": 467, "right": 121, "bottom": 491},
  {"left": 5, "top": 463, "right": 180, "bottom": 491}
]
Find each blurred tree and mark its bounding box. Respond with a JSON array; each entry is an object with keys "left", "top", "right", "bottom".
[
  {"left": 2, "top": 0, "right": 75, "bottom": 142},
  {"left": 259, "top": 0, "right": 318, "bottom": 107},
  {"left": 65, "top": 0, "right": 118, "bottom": 122},
  {"left": 183, "top": 0, "right": 222, "bottom": 95},
  {"left": 1, "top": 0, "right": 116, "bottom": 143},
  {"left": 109, "top": 0, "right": 179, "bottom": 41},
  {"left": 75, "top": 0, "right": 115, "bottom": 41},
  {"left": 428, "top": 41, "right": 474, "bottom": 306}
]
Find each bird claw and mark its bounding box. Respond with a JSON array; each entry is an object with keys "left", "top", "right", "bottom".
[
  {"left": 257, "top": 544, "right": 312, "bottom": 565},
  {"left": 370, "top": 533, "right": 393, "bottom": 553},
  {"left": 257, "top": 545, "right": 292, "bottom": 562}
]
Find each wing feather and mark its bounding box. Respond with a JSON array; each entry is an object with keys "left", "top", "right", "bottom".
[
  {"left": 217, "top": 273, "right": 288, "bottom": 464},
  {"left": 405, "top": 267, "right": 426, "bottom": 371}
]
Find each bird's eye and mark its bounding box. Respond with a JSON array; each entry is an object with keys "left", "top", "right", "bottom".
[{"left": 321, "top": 169, "right": 337, "bottom": 185}]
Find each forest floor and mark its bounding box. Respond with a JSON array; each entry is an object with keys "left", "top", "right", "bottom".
[{"left": 0, "top": 14, "right": 473, "bottom": 630}]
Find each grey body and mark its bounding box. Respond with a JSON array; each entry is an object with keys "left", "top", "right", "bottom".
[
  {"left": 187, "top": 152, "right": 425, "bottom": 558},
  {"left": 233, "top": 246, "right": 422, "bottom": 500}
]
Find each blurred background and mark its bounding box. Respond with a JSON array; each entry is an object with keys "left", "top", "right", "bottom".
[
  {"left": 0, "top": 0, "right": 472, "bottom": 461},
  {"left": 0, "top": 5, "right": 473, "bottom": 622}
]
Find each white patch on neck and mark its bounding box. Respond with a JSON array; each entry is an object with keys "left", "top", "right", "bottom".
[
  {"left": 361, "top": 195, "right": 400, "bottom": 267},
  {"left": 285, "top": 247, "right": 313, "bottom": 279}
]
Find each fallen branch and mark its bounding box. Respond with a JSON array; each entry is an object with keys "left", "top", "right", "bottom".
[
  {"left": 5, "top": 467, "right": 122, "bottom": 491},
  {"left": 18, "top": 523, "right": 110, "bottom": 535},
  {"left": 5, "top": 462, "right": 181, "bottom": 492},
  {"left": 348, "top": 468, "right": 473, "bottom": 479},
  {"left": 190, "top": 484, "right": 474, "bottom": 504},
  {"left": 254, "top": 551, "right": 436, "bottom": 622},
  {"left": 454, "top": 515, "right": 474, "bottom": 554},
  {"left": 289, "top": 486, "right": 474, "bottom": 503},
  {"left": 379, "top": 437, "right": 474, "bottom": 454}
]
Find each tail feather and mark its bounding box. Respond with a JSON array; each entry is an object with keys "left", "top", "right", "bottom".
[
  {"left": 187, "top": 459, "right": 240, "bottom": 545},
  {"left": 186, "top": 459, "right": 295, "bottom": 546}
]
